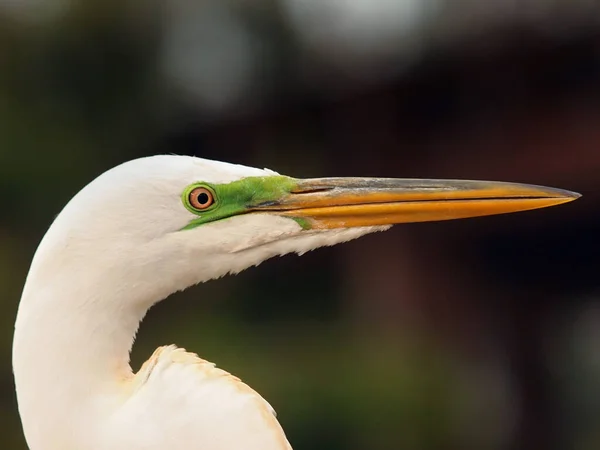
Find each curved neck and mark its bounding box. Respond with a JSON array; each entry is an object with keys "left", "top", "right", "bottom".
[
  {"left": 14, "top": 288, "right": 140, "bottom": 385},
  {"left": 12, "top": 270, "right": 149, "bottom": 448}
]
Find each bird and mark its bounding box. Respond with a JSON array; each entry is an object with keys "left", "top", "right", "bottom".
[{"left": 13, "top": 155, "right": 579, "bottom": 450}]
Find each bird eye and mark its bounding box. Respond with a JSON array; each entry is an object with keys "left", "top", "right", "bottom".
[{"left": 188, "top": 187, "right": 215, "bottom": 210}]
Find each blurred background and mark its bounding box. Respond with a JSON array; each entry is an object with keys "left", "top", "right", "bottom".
[{"left": 1, "top": 0, "right": 599, "bottom": 449}]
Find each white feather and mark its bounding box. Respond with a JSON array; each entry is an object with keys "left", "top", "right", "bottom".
[{"left": 13, "top": 155, "right": 385, "bottom": 449}]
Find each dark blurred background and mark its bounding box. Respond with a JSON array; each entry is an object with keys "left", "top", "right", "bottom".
[{"left": 1, "top": 1, "right": 599, "bottom": 449}]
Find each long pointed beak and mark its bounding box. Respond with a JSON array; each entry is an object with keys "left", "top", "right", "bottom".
[{"left": 255, "top": 178, "right": 580, "bottom": 229}]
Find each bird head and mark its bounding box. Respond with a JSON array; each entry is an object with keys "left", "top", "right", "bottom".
[{"left": 30, "top": 155, "right": 578, "bottom": 309}]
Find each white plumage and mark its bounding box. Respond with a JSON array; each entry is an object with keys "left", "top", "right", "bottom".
[
  {"left": 13, "top": 156, "right": 381, "bottom": 449},
  {"left": 13, "top": 155, "right": 577, "bottom": 449}
]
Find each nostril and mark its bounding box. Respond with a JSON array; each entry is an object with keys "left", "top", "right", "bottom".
[
  {"left": 254, "top": 200, "right": 280, "bottom": 207},
  {"left": 290, "top": 187, "right": 333, "bottom": 194}
]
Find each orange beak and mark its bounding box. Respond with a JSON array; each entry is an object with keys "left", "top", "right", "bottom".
[{"left": 256, "top": 178, "right": 580, "bottom": 229}]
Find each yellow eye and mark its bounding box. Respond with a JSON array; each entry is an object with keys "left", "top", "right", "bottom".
[{"left": 188, "top": 187, "right": 214, "bottom": 210}]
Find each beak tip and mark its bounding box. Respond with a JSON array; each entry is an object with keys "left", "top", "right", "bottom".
[
  {"left": 537, "top": 185, "right": 580, "bottom": 201},
  {"left": 562, "top": 189, "right": 581, "bottom": 200}
]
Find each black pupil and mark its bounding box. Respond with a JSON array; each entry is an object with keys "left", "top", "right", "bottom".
[{"left": 196, "top": 192, "right": 210, "bottom": 205}]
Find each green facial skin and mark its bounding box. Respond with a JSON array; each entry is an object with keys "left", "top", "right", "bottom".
[{"left": 181, "top": 176, "right": 312, "bottom": 230}]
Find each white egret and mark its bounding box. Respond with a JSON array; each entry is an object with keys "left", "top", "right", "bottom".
[{"left": 13, "top": 155, "right": 579, "bottom": 449}]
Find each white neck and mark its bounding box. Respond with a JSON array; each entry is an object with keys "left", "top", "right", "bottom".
[
  {"left": 13, "top": 281, "right": 143, "bottom": 448},
  {"left": 14, "top": 284, "right": 140, "bottom": 388}
]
